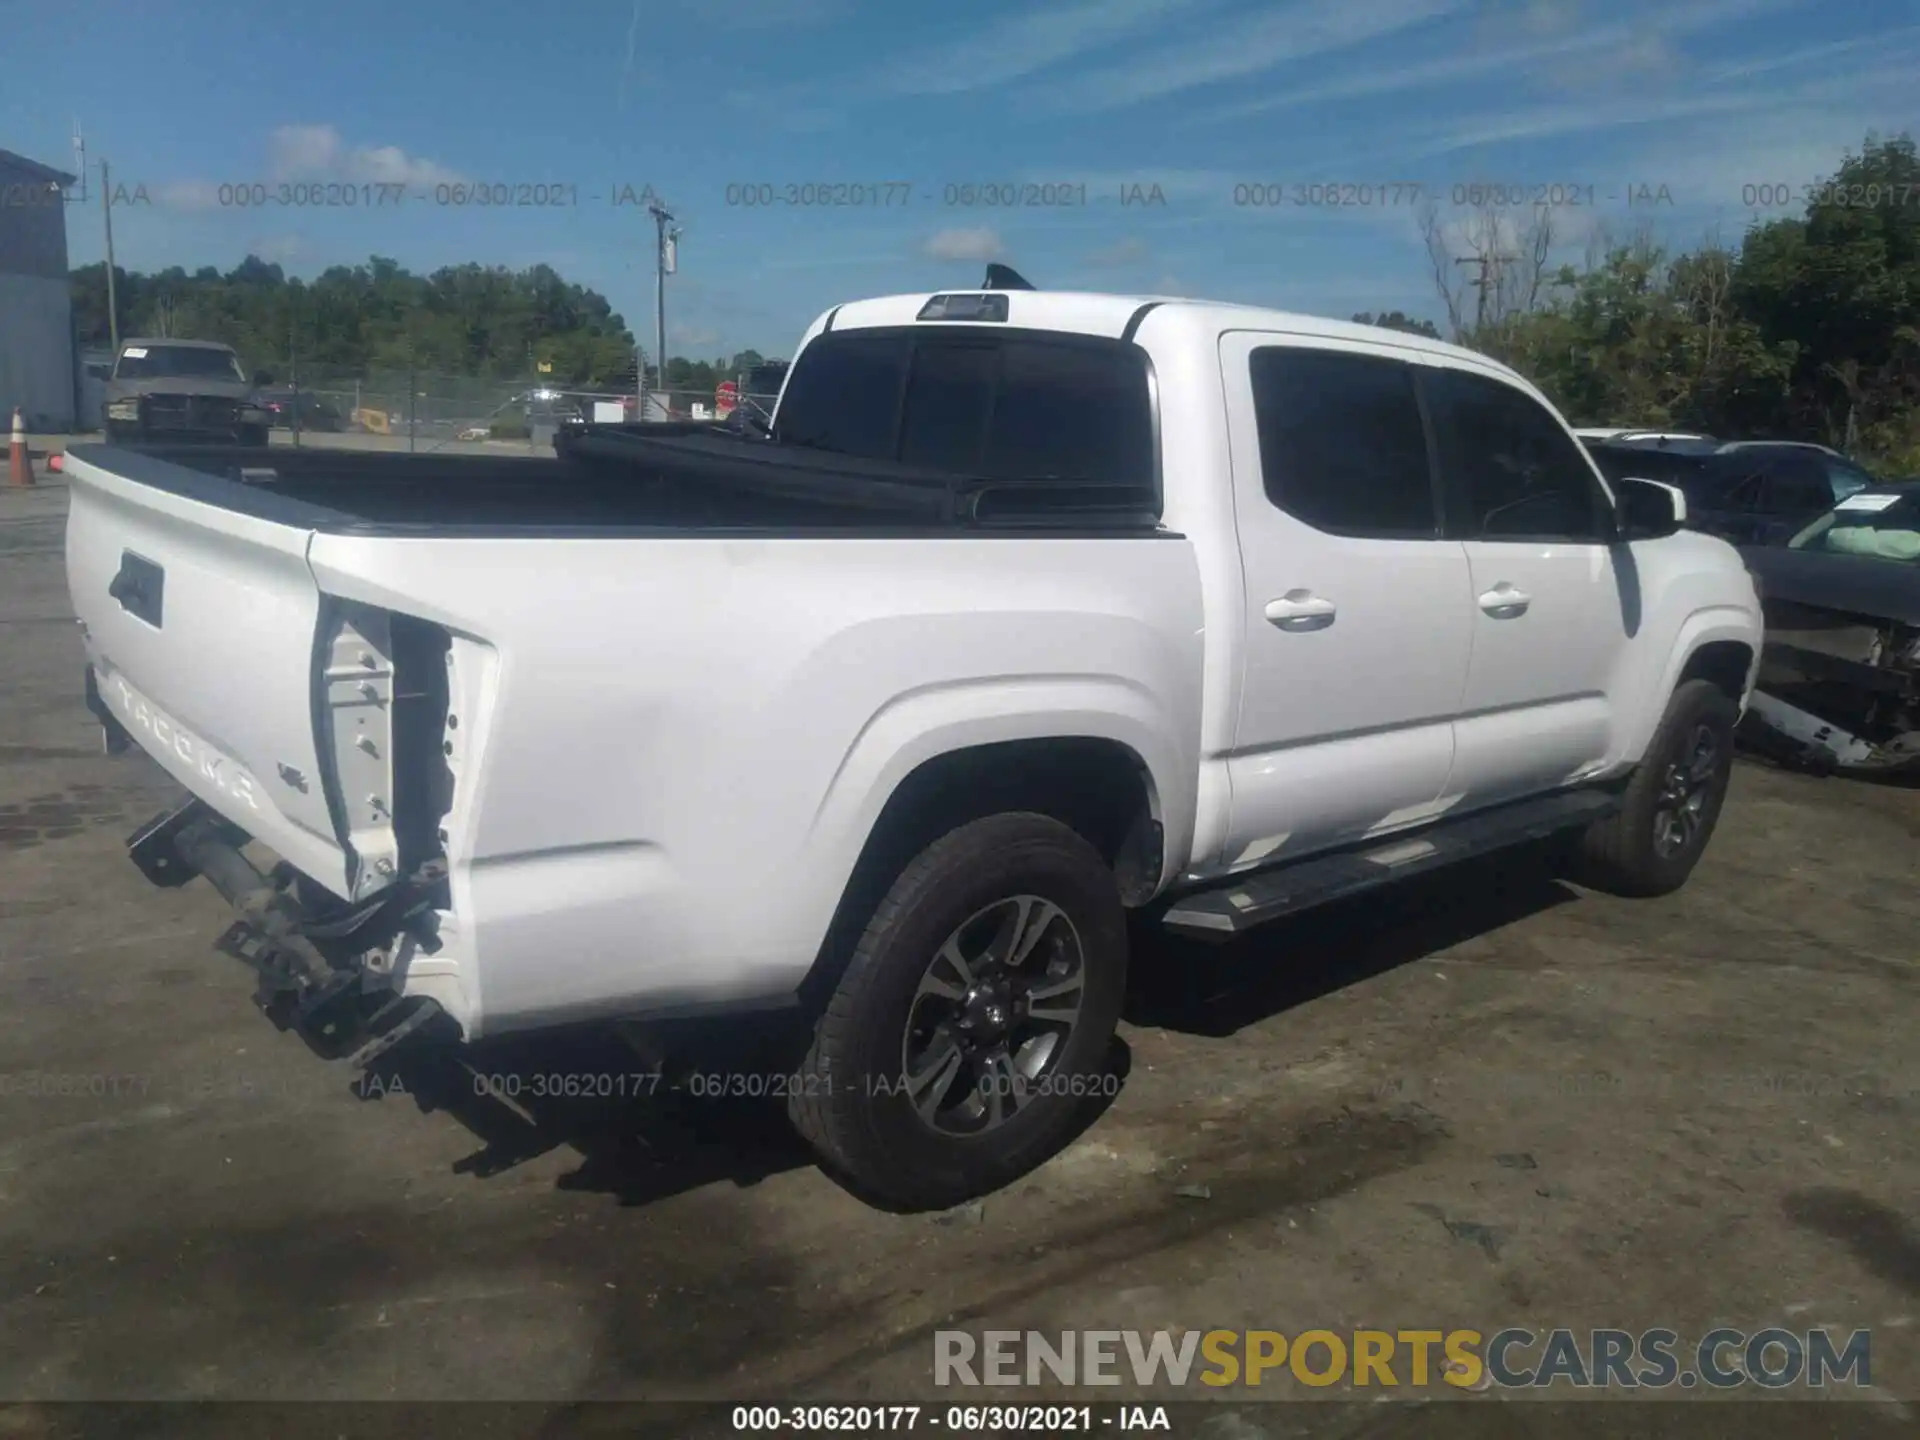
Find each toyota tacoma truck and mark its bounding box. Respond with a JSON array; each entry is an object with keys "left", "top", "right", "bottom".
[{"left": 64, "top": 278, "right": 1764, "bottom": 1209}]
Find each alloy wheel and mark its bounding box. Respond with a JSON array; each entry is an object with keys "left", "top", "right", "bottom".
[{"left": 899, "top": 895, "right": 1086, "bottom": 1136}]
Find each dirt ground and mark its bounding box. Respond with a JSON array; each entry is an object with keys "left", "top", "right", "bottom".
[{"left": 1, "top": 476, "right": 1916, "bottom": 1433}]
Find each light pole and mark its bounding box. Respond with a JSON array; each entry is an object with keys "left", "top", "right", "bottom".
[
  {"left": 648, "top": 196, "right": 676, "bottom": 416},
  {"left": 101, "top": 159, "right": 120, "bottom": 353}
]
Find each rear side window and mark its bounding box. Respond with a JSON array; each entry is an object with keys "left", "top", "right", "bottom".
[
  {"left": 1248, "top": 347, "right": 1436, "bottom": 537},
  {"left": 1426, "top": 369, "right": 1611, "bottom": 541},
  {"left": 773, "top": 333, "right": 910, "bottom": 459}
]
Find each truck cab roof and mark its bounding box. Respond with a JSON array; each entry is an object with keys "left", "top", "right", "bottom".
[{"left": 816, "top": 290, "right": 1497, "bottom": 367}]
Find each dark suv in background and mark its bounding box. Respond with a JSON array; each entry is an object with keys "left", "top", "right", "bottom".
[{"left": 1582, "top": 435, "right": 1881, "bottom": 544}]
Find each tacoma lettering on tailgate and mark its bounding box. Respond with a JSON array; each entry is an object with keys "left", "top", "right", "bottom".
[{"left": 112, "top": 675, "right": 259, "bottom": 810}]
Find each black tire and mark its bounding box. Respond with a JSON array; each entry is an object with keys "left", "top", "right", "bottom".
[
  {"left": 239, "top": 424, "right": 270, "bottom": 447},
  {"left": 789, "top": 812, "right": 1127, "bottom": 1210},
  {"left": 1570, "top": 679, "right": 1738, "bottom": 897}
]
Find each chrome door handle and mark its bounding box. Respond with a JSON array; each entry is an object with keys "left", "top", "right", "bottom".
[
  {"left": 1478, "top": 585, "right": 1531, "bottom": 618},
  {"left": 1265, "top": 591, "right": 1336, "bottom": 631}
]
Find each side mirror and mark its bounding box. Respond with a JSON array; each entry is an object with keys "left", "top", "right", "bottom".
[{"left": 1613, "top": 476, "right": 1687, "bottom": 540}]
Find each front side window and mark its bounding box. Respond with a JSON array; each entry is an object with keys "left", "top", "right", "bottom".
[
  {"left": 1247, "top": 346, "right": 1436, "bottom": 537},
  {"left": 1426, "top": 368, "right": 1611, "bottom": 541}
]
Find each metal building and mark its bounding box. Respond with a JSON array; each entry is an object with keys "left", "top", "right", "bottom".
[{"left": 0, "top": 147, "right": 78, "bottom": 431}]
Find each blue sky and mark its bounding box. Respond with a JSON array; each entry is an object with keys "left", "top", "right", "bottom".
[{"left": 4, "top": 0, "right": 1915, "bottom": 358}]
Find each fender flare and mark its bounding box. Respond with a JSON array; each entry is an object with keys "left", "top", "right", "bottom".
[
  {"left": 1623, "top": 605, "right": 1763, "bottom": 763},
  {"left": 776, "top": 674, "right": 1196, "bottom": 953}
]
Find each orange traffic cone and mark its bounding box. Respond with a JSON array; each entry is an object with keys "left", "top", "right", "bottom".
[{"left": 8, "top": 408, "right": 34, "bottom": 488}]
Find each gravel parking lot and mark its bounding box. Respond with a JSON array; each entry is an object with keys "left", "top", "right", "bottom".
[{"left": 1, "top": 476, "right": 1915, "bottom": 1432}]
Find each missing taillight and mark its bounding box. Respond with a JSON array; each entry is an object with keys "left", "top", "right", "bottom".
[{"left": 389, "top": 613, "right": 455, "bottom": 884}]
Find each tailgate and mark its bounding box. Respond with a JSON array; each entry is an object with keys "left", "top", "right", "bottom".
[{"left": 64, "top": 451, "right": 354, "bottom": 897}]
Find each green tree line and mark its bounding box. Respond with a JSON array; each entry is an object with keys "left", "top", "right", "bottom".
[
  {"left": 1405, "top": 131, "right": 1920, "bottom": 474},
  {"left": 68, "top": 255, "right": 770, "bottom": 391}
]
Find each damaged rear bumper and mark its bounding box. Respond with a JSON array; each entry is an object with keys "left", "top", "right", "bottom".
[{"left": 127, "top": 796, "right": 453, "bottom": 1064}]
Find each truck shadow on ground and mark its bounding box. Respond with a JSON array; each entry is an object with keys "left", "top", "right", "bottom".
[
  {"left": 1124, "top": 846, "right": 1581, "bottom": 1037},
  {"left": 362, "top": 848, "right": 1575, "bottom": 1212},
  {"left": 361, "top": 1022, "right": 819, "bottom": 1208}
]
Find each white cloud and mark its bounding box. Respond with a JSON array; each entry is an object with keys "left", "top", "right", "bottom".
[
  {"left": 266, "top": 124, "right": 340, "bottom": 178},
  {"left": 1148, "top": 274, "right": 1187, "bottom": 295},
  {"left": 1516, "top": 0, "right": 1583, "bottom": 34},
  {"left": 267, "top": 124, "right": 463, "bottom": 188},
  {"left": 244, "top": 233, "right": 305, "bottom": 265},
  {"left": 669, "top": 0, "right": 848, "bottom": 24},
  {"left": 1399, "top": 42, "right": 1916, "bottom": 163},
  {"left": 884, "top": 0, "right": 1208, "bottom": 96},
  {"left": 1696, "top": 24, "right": 1920, "bottom": 86},
  {"left": 154, "top": 180, "right": 223, "bottom": 212},
  {"left": 1088, "top": 236, "right": 1151, "bottom": 265},
  {"left": 1193, "top": 0, "right": 1797, "bottom": 125},
  {"left": 1402, "top": 89, "right": 1768, "bottom": 160},
  {"left": 1042, "top": 0, "right": 1467, "bottom": 114},
  {"left": 922, "top": 227, "right": 1004, "bottom": 262}
]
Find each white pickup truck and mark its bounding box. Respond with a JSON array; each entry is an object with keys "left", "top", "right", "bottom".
[{"left": 65, "top": 279, "right": 1764, "bottom": 1208}]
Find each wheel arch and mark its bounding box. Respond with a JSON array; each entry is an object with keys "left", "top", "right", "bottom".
[
  {"left": 798, "top": 733, "right": 1166, "bottom": 1013},
  {"left": 1622, "top": 608, "right": 1761, "bottom": 764}
]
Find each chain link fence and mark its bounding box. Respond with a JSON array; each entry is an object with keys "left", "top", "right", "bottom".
[{"left": 262, "top": 372, "right": 784, "bottom": 453}]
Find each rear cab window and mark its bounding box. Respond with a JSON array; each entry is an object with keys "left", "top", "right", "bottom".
[{"left": 772, "top": 327, "right": 1156, "bottom": 496}]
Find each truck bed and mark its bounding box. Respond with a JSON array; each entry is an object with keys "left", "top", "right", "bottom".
[{"left": 68, "top": 425, "right": 1163, "bottom": 536}]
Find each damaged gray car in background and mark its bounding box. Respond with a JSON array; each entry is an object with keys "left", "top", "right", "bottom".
[{"left": 1739, "top": 479, "right": 1920, "bottom": 775}]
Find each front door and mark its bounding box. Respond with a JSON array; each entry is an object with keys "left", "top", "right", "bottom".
[{"left": 1421, "top": 364, "right": 1631, "bottom": 810}]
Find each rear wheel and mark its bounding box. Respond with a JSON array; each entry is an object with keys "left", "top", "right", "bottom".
[
  {"left": 1570, "top": 678, "right": 1737, "bottom": 896},
  {"left": 789, "top": 812, "right": 1127, "bottom": 1210},
  {"left": 238, "top": 424, "right": 269, "bottom": 447}
]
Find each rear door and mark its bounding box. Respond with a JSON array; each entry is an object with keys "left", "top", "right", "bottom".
[
  {"left": 64, "top": 450, "right": 353, "bottom": 894},
  {"left": 1424, "top": 364, "right": 1630, "bottom": 809},
  {"left": 1217, "top": 334, "right": 1473, "bottom": 869}
]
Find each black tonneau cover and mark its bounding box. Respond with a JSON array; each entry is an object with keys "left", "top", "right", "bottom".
[
  {"left": 554, "top": 422, "right": 1159, "bottom": 524},
  {"left": 68, "top": 426, "right": 1161, "bottom": 537}
]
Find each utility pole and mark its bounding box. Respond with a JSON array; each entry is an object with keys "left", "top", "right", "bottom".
[
  {"left": 101, "top": 159, "right": 120, "bottom": 352},
  {"left": 648, "top": 195, "right": 676, "bottom": 417},
  {"left": 1455, "top": 252, "right": 1517, "bottom": 333}
]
